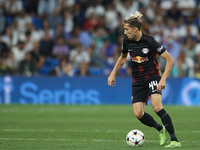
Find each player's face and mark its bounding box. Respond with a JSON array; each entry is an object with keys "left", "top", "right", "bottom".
[{"left": 124, "top": 23, "right": 137, "bottom": 40}]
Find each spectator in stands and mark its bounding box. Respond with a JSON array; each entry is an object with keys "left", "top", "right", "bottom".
[
  {"left": 2, "top": 26, "right": 21, "bottom": 48},
  {"left": 145, "top": 0, "right": 159, "bottom": 22},
  {"left": 37, "top": 0, "right": 56, "bottom": 18},
  {"left": 12, "top": 40, "right": 26, "bottom": 68},
  {"left": 18, "top": 52, "right": 37, "bottom": 76},
  {"left": 75, "top": 62, "right": 90, "bottom": 76},
  {"left": 139, "top": 6, "right": 152, "bottom": 34},
  {"left": 177, "top": 0, "right": 195, "bottom": 17},
  {"left": 29, "top": 11, "right": 42, "bottom": 30},
  {"left": 15, "top": 11, "right": 32, "bottom": 32},
  {"left": 98, "top": 38, "right": 115, "bottom": 65},
  {"left": 54, "top": 24, "right": 69, "bottom": 40},
  {"left": 38, "top": 19, "right": 54, "bottom": 39},
  {"left": 160, "top": 0, "right": 173, "bottom": 11},
  {"left": 72, "top": 26, "right": 92, "bottom": 47},
  {"left": 64, "top": 10, "right": 74, "bottom": 34},
  {"left": 25, "top": 22, "right": 41, "bottom": 42},
  {"left": 171, "top": 52, "right": 189, "bottom": 77},
  {"left": 194, "top": 42, "right": 200, "bottom": 55},
  {"left": 182, "top": 36, "right": 196, "bottom": 61},
  {"left": 5, "top": 0, "right": 23, "bottom": 20},
  {"left": 87, "top": 45, "right": 104, "bottom": 69},
  {"left": 48, "top": 7, "right": 63, "bottom": 29},
  {"left": 85, "top": 1, "right": 105, "bottom": 19},
  {"left": 24, "top": 30, "right": 34, "bottom": 52},
  {"left": 0, "top": 35, "right": 9, "bottom": 58},
  {"left": 6, "top": 51, "right": 15, "bottom": 74},
  {"left": 108, "top": 12, "right": 124, "bottom": 43},
  {"left": 163, "top": 39, "right": 181, "bottom": 61},
  {"left": 104, "top": 3, "right": 118, "bottom": 30},
  {"left": 0, "top": 58, "right": 13, "bottom": 75},
  {"left": 115, "top": 0, "right": 141, "bottom": 20},
  {"left": 91, "top": 26, "right": 108, "bottom": 51},
  {"left": 10, "top": 19, "right": 19, "bottom": 35},
  {"left": 114, "top": 34, "right": 124, "bottom": 57},
  {"left": 52, "top": 36, "right": 70, "bottom": 60},
  {"left": 39, "top": 32, "right": 54, "bottom": 57},
  {"left": 149, "top": 16, "right": 165, "bottom": 43},
  {"left": 163, "top": 19, "right": 181, "bottom": 42},
  {"left": 77, "top": 0, "right": 91, "bottom": 11},
  {"left": 0, "top": 0, "right": 5, "bottom": 34},
  {"left": 67, "top": 35, "right": 79, "bottom": 50},
  {"left": 37, "top": 55, "right": 45, "bottom": 71},
  {"left": 179, "top": 16, "right": 199, "bottom": 38},
  {"left": 193, "top": 62, "right": 200, "bottom": 78},
  {"left": 69, "top": 43, "right": 90, "bottom": 68},
  {"left": 59, "top": 0, "right": 75, "bottom": 9},
  {"left": 166, "top": 1, "right": 182, "bottom": 21},
  {"left": 181, "top": 25, "right": 198, "bottom": 43},
  {"left": 160, "top": 39, "right": 181, "bottom": 73},
  {"left": 73, "top": 2, "right": 86, "bottom": 27},
  {"left": 193, "top": 44, "right": 200, "bottom": 78},
  {"left": 24, "top": 0, "right": 39, "bottom": 14},
  {"left": 30, "top": 41, "right": 41, "bottom": 62},
  {"left": 83, "top": 13, "right": 99, "bottom": 32},
  {"left": 58, "top": 58, "right": 74, "bottom": 77}
]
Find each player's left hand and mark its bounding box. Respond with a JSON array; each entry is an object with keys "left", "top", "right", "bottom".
[
  {"left": 108, "top": 74, "right": 116, "bottom": 87},
  {"left": 157, "top": 80, "right": 166, "bottom": 93}
]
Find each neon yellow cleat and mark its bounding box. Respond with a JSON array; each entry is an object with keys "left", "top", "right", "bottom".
[
  {"left": 165, "top": 141, "right": 181, "bottom": 148},
  {"left": 159, "top": 125, "right": 166, "bottom": 146}
]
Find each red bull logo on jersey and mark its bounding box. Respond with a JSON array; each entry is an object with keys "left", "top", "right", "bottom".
[{"left": 132, "top": 56, "right": 149, "bottom": 63}]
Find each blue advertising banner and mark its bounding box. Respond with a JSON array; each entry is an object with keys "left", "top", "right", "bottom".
[{"left": 0, "top": 76, "right": 199, "bottom": 105}]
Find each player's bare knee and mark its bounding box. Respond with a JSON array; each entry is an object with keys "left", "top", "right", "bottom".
[
  {"left": 153, "top": 106, "right": 163, "bottom": 113},
  {"left": 134, "top": 111, "right": 144, "bottom": 119}
]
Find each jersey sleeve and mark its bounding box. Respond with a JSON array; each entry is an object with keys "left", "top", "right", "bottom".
[
  {"left": 151, "top": 37, "right": 166, "bottom": 55},
  {"left": 121, "top": 37, "right": 128, "bottom": 54}
]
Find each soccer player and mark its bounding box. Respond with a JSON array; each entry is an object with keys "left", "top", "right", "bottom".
[{"left": 108, "top": 11, "right": 181, "bottom": 148}]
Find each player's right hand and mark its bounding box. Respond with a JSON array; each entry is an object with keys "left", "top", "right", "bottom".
[{"left": 108, "top": 74, "right": 116, "bottom": 87}]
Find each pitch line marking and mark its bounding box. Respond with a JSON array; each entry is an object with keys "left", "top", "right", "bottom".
[
  {"left": 3, "top": 129, "right": 55, "bottom": 132},
  {"left": 192, "top": 131, "right": 200, "bottom": 133},
  {"left": 3, "top": 129, "right": 200, "bottom": 133},
  {"left": 0, "top": 138, "right": 199, "bottom": 143},
  {"left": 3, "top": 129, "right": 121, "bottom": 133}
]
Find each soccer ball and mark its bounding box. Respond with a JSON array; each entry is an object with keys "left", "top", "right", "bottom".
[{"left": 126, "top": 129, "right": 145, "bottom": 147}]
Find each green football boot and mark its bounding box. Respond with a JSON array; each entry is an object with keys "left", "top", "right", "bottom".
[
  {"left": 159, "top": 125, "right": 166, "bottom": 146},
  {"left": 165, "top": 141, "right": 181, "bottom": 148}
]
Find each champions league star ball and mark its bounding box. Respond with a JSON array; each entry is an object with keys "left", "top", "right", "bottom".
[{"left": 126, "top": 129, "right": 145, "bottom": 147}]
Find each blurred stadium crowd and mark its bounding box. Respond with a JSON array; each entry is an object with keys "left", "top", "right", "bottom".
[{"left": 0, "top": 0, "right": 200, "bottom": 78}]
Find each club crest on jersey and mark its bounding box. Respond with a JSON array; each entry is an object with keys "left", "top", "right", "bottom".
[
  {"left": 132, "top": 56, "right": 149, "bottom": 63},
  {"left": 142, "top": 48, "right": 149, "bottom": 54}
]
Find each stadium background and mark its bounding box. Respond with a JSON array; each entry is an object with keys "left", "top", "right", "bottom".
[
  {"left": 0, "top": 0, "right": 200, "bottom": 105},
  {"left": 0, "top": 1, "right": 200, "bottom": 150}
]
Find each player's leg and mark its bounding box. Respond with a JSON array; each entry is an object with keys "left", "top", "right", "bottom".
[
  {"left": 132, "top": 81, "right": 163, "bottom": 133},
  {"left": 132, "top": 102, "right": 163, "bottom": 132},
  {"left": 150, "top": 94, "right": 166, "bottom": 145},
  {"left": 151, "top": 94, "right": 181, "bottom": 147},
  {"left": 132, "top": 102, "right": 145, "bottom": 119},
  {"left": 148, "top": 76, "right": 167, "bottom": 146}
]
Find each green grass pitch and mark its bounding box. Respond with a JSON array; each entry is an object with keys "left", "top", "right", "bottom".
[{"left": 0, "top": 105, "right": 200, "bottom": 150}]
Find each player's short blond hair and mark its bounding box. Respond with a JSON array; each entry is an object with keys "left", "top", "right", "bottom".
[{"left": 123, "top": 11, "right": 143, "bottom": 31}]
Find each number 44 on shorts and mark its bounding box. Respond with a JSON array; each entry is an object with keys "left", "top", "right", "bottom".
[{"left": 149, "top": 80, "right": 158, "bottom": 92}]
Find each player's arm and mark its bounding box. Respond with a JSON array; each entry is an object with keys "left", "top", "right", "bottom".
[
  {"left": 157, "top": 51, "right": 174, "bottom": 93},
  {"left": 108, "top": 52, "right": 128, "bottom": 87}
]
